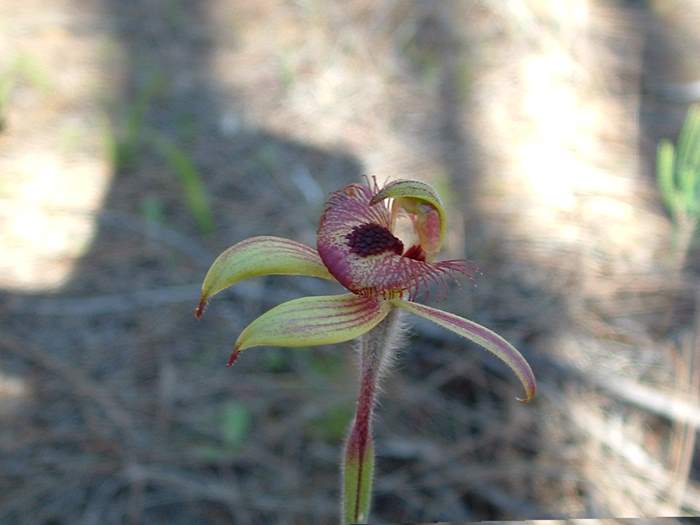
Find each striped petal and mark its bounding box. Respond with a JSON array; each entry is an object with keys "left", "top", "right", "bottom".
[
  {"left": 234, "top": 293, "right": 391, "bottom": 353},
  {"left": 195, "top": 236, "right": 334, "bottom": 319},
  {"left": 392, "top": 299, "right": 536, "bottom": 402},
  {"left": 317, "top": 182, "right": 474, "bottom": 299},
  {"left": 370, "top": 179, "right": 446, "bottom": 258}
]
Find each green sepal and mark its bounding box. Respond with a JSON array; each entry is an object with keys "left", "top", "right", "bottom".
[
  {"left": 196, "top": 236, "right": 334, "bottom": 318},
  {"left": 235, "top": 294, "right": 391, "bottom": 351}
]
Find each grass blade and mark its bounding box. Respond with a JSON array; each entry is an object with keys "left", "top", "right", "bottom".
[{"left": 155, "top": 137, "right": 215, "bottom": 234}]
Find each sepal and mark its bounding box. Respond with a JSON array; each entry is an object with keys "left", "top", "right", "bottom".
[
  {"left": 196, "top": 236, "right": 333, "bottom": 318},
  {"left": 392, "top": 299, "right": 536, "bottom": 402},
  {"left": 234, "top": 294, "right": 392, "bottom": 352}
]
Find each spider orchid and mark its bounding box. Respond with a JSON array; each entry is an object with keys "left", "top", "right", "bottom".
[{"left": 195, "top": 178, "right": 536, "bottom": 523}]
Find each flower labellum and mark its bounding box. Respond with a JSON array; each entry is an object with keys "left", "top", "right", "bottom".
[{"left": 315, "top": 181, "right": 477, "bottom": 302}]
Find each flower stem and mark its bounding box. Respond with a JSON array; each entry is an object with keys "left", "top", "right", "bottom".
[{"left": 341, "top": 308, "right": 402, "bottom": 524}]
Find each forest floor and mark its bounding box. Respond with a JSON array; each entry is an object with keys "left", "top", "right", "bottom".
[{"left": 1, "top": 1, "right": 699, "bottom": 524}]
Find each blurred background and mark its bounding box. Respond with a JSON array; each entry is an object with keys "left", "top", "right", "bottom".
[{"left": 2, "top": 0, "right": 700, "bottom": 523}]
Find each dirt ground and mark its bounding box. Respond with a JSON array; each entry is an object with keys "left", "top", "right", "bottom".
[{"left": 2, "top": 1, "right": 700, "bottom": 523}]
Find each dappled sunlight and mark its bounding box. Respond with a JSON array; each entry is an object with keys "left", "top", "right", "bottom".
[
  {"left": 475, "top": 16, "right": 665, "bottom": 270},
  {"left": 0, "top": 151, "right": 111, "bottom": 291},
  {"left": 205, "top": 0, "right": 467, "bottom": 262},
  {"left": 2, "top": 0, "right": 700, "bottom": 522},
  {"left": 0, "top": 0, "right": 117, "bottom": 291},
  {"left": 464, "top": 0, "right": 697, "bottom": 517},
  {"left": 0, "top": 370, "right": 30, "bottom": 418}
]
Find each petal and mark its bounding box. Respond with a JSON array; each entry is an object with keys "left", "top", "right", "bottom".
[
  {"left": 392, "top": 299, "right": 536, "bottom": 402},
  {"left": 317, "top": 182, "right": 473, "bottom": 298},
  {"left": 234, "top": 293, "right": 391, "bottom": 352},
  {"left": 196, "top": 236, "right": 334, "bottom": 319},
  {"left": 318, "top": 182, "right": 393, "bottom": 240},
  {"left": 370, "top": 179, "right": 446, "bottom": 258}
]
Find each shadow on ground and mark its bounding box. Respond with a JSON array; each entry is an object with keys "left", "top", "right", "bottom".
[{"left": 1, "top": 2, "right": 361, "bottom": 523}]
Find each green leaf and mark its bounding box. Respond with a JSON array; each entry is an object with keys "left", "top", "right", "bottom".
[
  {"left": 677, "top": 104, "right": 700, "bottom": 174},
  {"left": 220, "top": 401, "right": 251, "bottom": 448},
  {"left": 308, "top": 403, "right": 354, "bottom": 442},
  {"left": 680, "top": 166, "right": 696, "bottom": 214},
  {"left": 687, "top": 106, "right": 700, "bottom": 173},
  {"left": 657, "top": 139, "right": 678, "bottom": 217},
  {"left": 155, "top": 138, "right": 214, "bottom": 234},
  {"left": 141, "top": 195, "right": 165, "bottom": 226},
  {"left": 659, "top": 105, "right": 700, "bottom": 223},
  {"left": 342, "top": 434, "right": 374, "bottom": 524}
]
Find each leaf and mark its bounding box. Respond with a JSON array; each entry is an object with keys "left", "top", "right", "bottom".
[
  {"left": 234, "top": 293, "right": 391, "bottom": 352},
  {"left": 308, "top": 403, "right": 354, "bottom": 442},
  {"left": 657, "top": 139, "right": 678, "bottom": 217},
  {"left": 392, "top": 299, "right": 537, "bottom": 402},
  {"left": 687, "top": 106, "right": 700, "bottom": 173},
  {"left": 155, "top": 138, "right": 214, "bottom": 234},
  {"left": 658, "top": 105, "right": 700, "bottom": 223},
  {"left": 677, "top": 104, "right": 700, "bottom": 174},
  {"left": 342, "top": 433, "right": 374, "bottom": 524},
  {"left": 220, "top": 401, "right": 251, "bottom": 448},
  {"left": 141, "top": 195, "right": 165, "bottom": 226},
  {"left": 196, "top": 236, "right": 334, "bottom": 318}
]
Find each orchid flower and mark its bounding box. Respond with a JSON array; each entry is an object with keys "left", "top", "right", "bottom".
[{"left": 195, "top": 178, "right": 536, "bottom": 524}]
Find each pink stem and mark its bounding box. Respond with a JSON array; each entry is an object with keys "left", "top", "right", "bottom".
[
  {"left": 342, "top": 308, "right": 401, "bottom": 523},
  {"left": 345, "top": 361, "right": 378, "bottom": 520}
]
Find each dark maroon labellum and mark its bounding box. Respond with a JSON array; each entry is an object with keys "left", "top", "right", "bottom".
[{"left": 346, "top": 223, "right": 404, "bottom": 257}]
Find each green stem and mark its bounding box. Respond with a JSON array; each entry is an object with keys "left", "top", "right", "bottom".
[{"left": 341, "top": 308, "right": 402, "bottom": 524}]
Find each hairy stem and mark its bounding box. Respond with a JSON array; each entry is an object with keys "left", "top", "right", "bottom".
[{"left": 341, "top": 308, "right": 402, "bottom": 524}]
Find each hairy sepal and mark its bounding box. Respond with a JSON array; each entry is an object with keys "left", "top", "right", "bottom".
[
  {"left": 392, "top": 299, "right": 536, "bottom": 402},
  {"left": 196, "top": 236, "right": 333, "bottom": 318},
  {"left": 234, "top": 294, "right": 392, "bottom": 351},
  {"left": 370, "top": 179, "right": 447, "bottom": 258}
]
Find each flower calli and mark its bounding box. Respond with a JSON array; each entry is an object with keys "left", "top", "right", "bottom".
[{"left": 195, "top": 178, "right": 536, "bottom": 523}]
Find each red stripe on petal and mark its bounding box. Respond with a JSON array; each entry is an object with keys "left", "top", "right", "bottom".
[
  {"left": 234, "top": 293, "right": 392, "bottom": 351},
  {"left": 199, "top": 236, "right": 335, "bottom": 311},
  {"left": 392, "top": 299, "right": 536, "bottom": 402}
]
